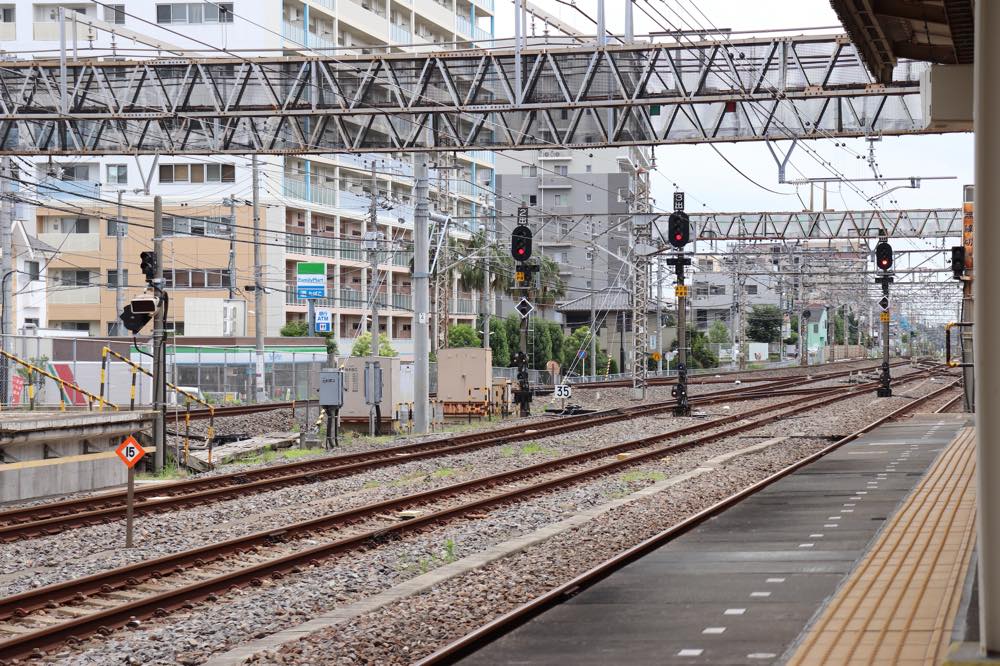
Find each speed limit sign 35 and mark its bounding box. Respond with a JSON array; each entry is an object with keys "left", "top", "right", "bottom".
[{"left": 555, "top": 384, "right": 572, "bottom": 399}]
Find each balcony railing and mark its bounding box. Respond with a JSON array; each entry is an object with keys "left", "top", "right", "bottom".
[
  {"left": 455, "top": 15, "right": 472, "bottom": 36},
  {"left": 281, "top": 21, "right": 336, "bottom": 50},
  {"left": 391, "top": 23, "right": 411, "bottom": 45},
  {"left": 473, "top": 0, "right": 494, "bottom": 13},
  {"left": 341, "top": 239, "right": 365, "bottom": 262},
  {"left": 453, "top": 298, "right": 476, "bottom": 314},
  {"left": 474, "top": 25, "right": 492, "bottom": 43},
  {"left": 392, "top": 292, "right": 412, "bottom": 310},
  {"left": 283, "top": 177, "right": 338, "bottom": 207},
  {"left": 310, "top": 0, "right": 335, "bottom": 10}
]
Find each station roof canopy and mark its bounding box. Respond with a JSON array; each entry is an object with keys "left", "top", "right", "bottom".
[{"left": 830, "top": 0, "right": 974, "bottom": 82}]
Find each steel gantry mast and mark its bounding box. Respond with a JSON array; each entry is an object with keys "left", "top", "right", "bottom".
[
  {"left": 630, "top": 167, "right": 653, "bottom": 399},
  {"left": 0, "top": 35, "right": 939, "bottom": 155}
]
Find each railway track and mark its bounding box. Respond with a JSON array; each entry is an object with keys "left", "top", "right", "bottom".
[
  {"left": 0, "top": 371, "right": 954, "bottom": 661},
  {"left": 413, "top": 380, "right": 963, "bottom": 665},
  {"left": 166, "top": 399, "right": 315, "bottom": 421},
  {"left": 0, "top": 363, "right": 913, "bottom": 543}
]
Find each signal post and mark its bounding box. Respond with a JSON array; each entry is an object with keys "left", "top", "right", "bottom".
[
  {"left": 511, "top": 211, "right": 535, "bottom": 417},
  {"left": 874, "top": 235, "right": 894, "bottom": 397},
  {"left": 666, "top": 207, "right": 691, "bottom": 416}
]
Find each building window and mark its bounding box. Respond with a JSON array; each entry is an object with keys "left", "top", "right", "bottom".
[
  {"left": 106, "top": 164, "right": 127, "bottom": 185},
  {"left": 520, "top": 165, "right": 537, "bottom": 177},
  {"left": 585, "top": 164, "right": 592, "bottom": 173},
  {"left": 554, "top": 194, "right": 563, "bottom": 206},
  {"left": 160, "top": 163, "right": 235, "bottom": 183},
  {"left": 555, "top": 165, "right": 568, "bottom": 176},
  {"left": 59, "top": 270, "right": 92, "bottom": 287},
  {"left": 164, "top": 321, "right": 185, "bottom": 335},
  {"left": 60, "top": 322, "right": 91, "bottom": 332},
  {"left": 710, "top": 284, "right": 725, "bottom": 295},
  {"left": 0, "top": 7, "right": 14, "bottom": 23},
  {"left": 25, "top": 261, "right": 39, "bottom": 282},
  {"left": 67, "top": 218, "right": 90, "bottom": 234},
  {"left": 59, "top": 165, "right": 90, "bottom": 181},
  {"left": 813, "top": 323, "right": 819, "bottom": 334},
  {"left": 745, "top": 284, "right": 758, "bottom": 295},
  {"left": 103, "top": 4, "right": 125, "bottom": 24},
  {"left": 164, "top": 268, "right": 231, "bottom": 289},
  {"left": 163, "top": 215, "right": 230, "bottom": 238},
  {"left": 107, "top": 269, "right": 128, "bottom": 288},
  {"left": 585, "top": 193, "right": 592, "bottom": 202},
  {"left": 106, "top": 217, "right": 128, "bottom": 237},
  {"left": 156, "top": 3, "right": 233, "bottom": 23}
]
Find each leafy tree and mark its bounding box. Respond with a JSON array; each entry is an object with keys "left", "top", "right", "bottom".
[
  {"left": 670, "top": 327, "right": 718, "bottom": 369},
  {"left": 447, "top": 324, "right": 481, "bottom": 348},
  {"left": 281, "top": 319, "right": 338, "bottom": 355},
  {"left": 707, "top": 320, "right": 731, "bottom": 344},
  {"left": 746, "top": 304, "right": 783, "bottom": 343},
  {"left": 531, "top": 323, "right": 553, "bottom": 370},
  {"left": 784, "top": 332, "right": 799, "bottom": 347},
  {"left": 280, "top": 320, "right": 309, "bottom": 337},
  {"left": 561, "top": 325, "right": 592, "bottom": 372},
  {"left": 486, "top": 316, "right": 510, "bottom": 367},
  {"left": 351, "top": 332, "right": 397, "bottom": 357},
  {"left": 545, "top": 321, "right": 563, "bottom": 364}
]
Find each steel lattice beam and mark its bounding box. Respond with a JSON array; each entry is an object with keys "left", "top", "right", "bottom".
[
  {"left": 684, "top": 208, "right": 963, "bottom": 240},
  {"left": 0, "top": 34, "right": 941, "bottom": 155}
]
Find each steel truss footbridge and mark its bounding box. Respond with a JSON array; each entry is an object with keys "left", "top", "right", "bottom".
[{"left": 0, "top": 34, "right": 943, "bottom": 155}]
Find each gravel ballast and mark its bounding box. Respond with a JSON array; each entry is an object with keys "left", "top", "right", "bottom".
[{"left": 15, "top": 375, "right": 957, "bottom": 665}]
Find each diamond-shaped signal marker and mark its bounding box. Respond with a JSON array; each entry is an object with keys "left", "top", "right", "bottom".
[
  {"left": 879, "top": 296, "right": 890, "bottom": 310},
  {"left": 515, "top": 298, "right": 534, "bottom": 319}
]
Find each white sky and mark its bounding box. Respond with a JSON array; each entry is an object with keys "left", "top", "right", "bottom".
[{"left": 491, "top": 0, "right": 973, "bottom": 214}]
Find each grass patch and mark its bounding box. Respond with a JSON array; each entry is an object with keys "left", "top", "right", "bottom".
[
  {"left": 280, "top": 447, "right": 325, "bottom": 459},
  {"left": 500, "top": 444, "right": 516, "bottom": 457},
  {"left": 391, "top": 470, "right": 430, "bottom": 487},
  {"left": 520, "top": 442, "right": 558, "bottom": 457},
  {"left": 620, "top": 470, "right": 667, "bottom": 484},
  {"left": 362, "top": 479, "right": 381, "bottom": 490},
  {"left": 431, "top": 467, "right": 457, "bottom": 479},
  {"left": 137, "top": 463, "right": 188, "bottom": 481}
]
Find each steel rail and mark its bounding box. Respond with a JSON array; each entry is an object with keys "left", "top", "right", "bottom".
[
  {"left": 0, "top": 366, "right": 904, "bottom": 541},
  {"left": 0, "top": 376, "right": 947, "bottom": 660},
  {"left": 412, "top": 381, "right": 962, "bottom": 665}
]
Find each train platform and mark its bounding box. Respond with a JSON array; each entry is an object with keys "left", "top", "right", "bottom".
[{"left": 462, "top": 413, "right": 976, "bottom": 665}]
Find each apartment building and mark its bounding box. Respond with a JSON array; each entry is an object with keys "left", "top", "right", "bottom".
[
  {"left": 495, "top": 147, "right": 645, "bottom": 319},
  {"left": 9, "top": 0, "right": 495, "bottom": 357}
]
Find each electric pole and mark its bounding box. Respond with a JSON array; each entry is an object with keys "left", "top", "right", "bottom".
[
  {"left": 152, "top": 196, "right": 165, "bottom": 472},
  {"left": 0, "top": 156, "right": 12, "bottom": 406},
  {"left": 366, "top": 162, "right": 383, "bottom": 436},
  {"left": 413, "top": 155, "right": 430, "bottom": 433},
  {"left": 115, "top": 189, "right": 126, "bottom": 336},
  {"left": 590, "top": 220, "right": 597, "bottom": 378},
  {"left": 251, "top": 155, "right": 266, "bottom": 403},
  {"left": 227, "top": 194, "right": 236, "bottom": 299}
]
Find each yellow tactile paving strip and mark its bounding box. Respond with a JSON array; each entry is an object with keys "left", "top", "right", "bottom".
[{"left": 788, "top": 428, "right": 977, "bottom": 666}]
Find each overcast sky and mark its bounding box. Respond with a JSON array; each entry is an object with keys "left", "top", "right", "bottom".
[{"left": 491, "top": 0, "right": 973, "bottom": 215}]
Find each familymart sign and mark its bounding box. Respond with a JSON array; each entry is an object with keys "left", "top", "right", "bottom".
[{"left": 296, "top": 262, "right": 326, "bottom": 299}]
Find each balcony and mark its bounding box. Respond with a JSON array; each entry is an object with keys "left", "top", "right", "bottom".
[
  {"left": 338, "top": 0, "right": 389, "bottom": 40},
  {"left": 312, "top": 236, "right": 337, "bottom": 259},
  {"left": 473, "top": 25, "right": 492, "bottom": 43},
  {"left": 393, "top": 251, "right": 413, "bottom": 268},
  {"left": 539, "top": 175, "right": 572, "bottom": 189},
  {"left": 453, "top": 298, "right": 476, "bottom": 315},
  {"left": 39, "top": 232, "right": 99, "bottom": 252},
  {"left": 392, "top": 292, "right": 412, "bottom": 310},
  {"left": 391, "top": 23, "right": 411, "bottom": 45},
  {"left": 472, "top": 0, "right": 495, "bottom": 14},
  {"left": 340, "top": 240, "right": 365, "bottom": 262},
  {"left": 281, "top": 21, "right": 336, "bottom": 51},
  {"left": 283, "top": 177, "right": 338, "bottom": 207},
  {"left": 310, "top": 0, "right": 336, "bottom": 11},
  {"left": 455, "top": 15, "right": 472, "bottom": 36},
  {"left": 340, "top": 287, "right": 365, "bottom": 308},
  {"left": 37, "top": 180, "right": 102, "bottom": 200},
  {"left": 286, "top": 233, "right": 309, "bottom": 255},
  {"left": 50, "top": 285, "right": 100, "bottom": 305}
]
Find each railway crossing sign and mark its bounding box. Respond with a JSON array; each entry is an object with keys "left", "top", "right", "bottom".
[
  {"left": 516, "top": 298, "right": 534, "bottom": 319},
  {"left": 878, "top": 296, "right": 890, "bottom": 310},
  {"left": 116, "top": 435, "right": 145, "bottom": 468}
]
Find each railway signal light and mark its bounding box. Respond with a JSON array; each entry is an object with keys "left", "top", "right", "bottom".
[
  {"left": 667, "top": 211, "right": 690, "bottom": 249},
  {"left": 511, "top": 224, "right": 533, "bottom": 261},
  {"left": 875, "top": 240, "right": 893, "bottom": 271},
  {"left": 139, "top": 251, "right": 158, "bottom": 282},
  {"left": 951, "top": 246, "right": 966, "bottom": 280}
]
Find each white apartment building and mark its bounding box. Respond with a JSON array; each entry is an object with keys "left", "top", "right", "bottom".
[{"left": 5, "top": 0, "right": 495, "bottom": 358}]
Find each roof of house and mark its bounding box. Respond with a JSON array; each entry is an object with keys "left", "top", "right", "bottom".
[{"left": 557, "top": 287, "right": 672, "bottom": 315}]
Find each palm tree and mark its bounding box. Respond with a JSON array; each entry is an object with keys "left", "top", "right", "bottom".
[
  {"left": 455, "top": 229, "right": 515, "bottom": 295},
  {"left": 535, "top": 254, "right": 567, "bottom": 305}
]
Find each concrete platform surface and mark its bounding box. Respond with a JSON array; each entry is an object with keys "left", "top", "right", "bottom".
[{"left": 462, "top": 414, "right": 972, "bottom": 666}]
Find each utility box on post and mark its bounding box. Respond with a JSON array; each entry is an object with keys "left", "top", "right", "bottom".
[
  {"left": 319, "top": 369, "right": 344, "bottom": 407},
  {"left": 364, "top": 361, "right": 383, "bottom": 406},
  {"left": 436, "top": 347, "right": 493, "bottom": 402},
  {"left": 339, "top": 356, "right": 400, "bottom": 428}
]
